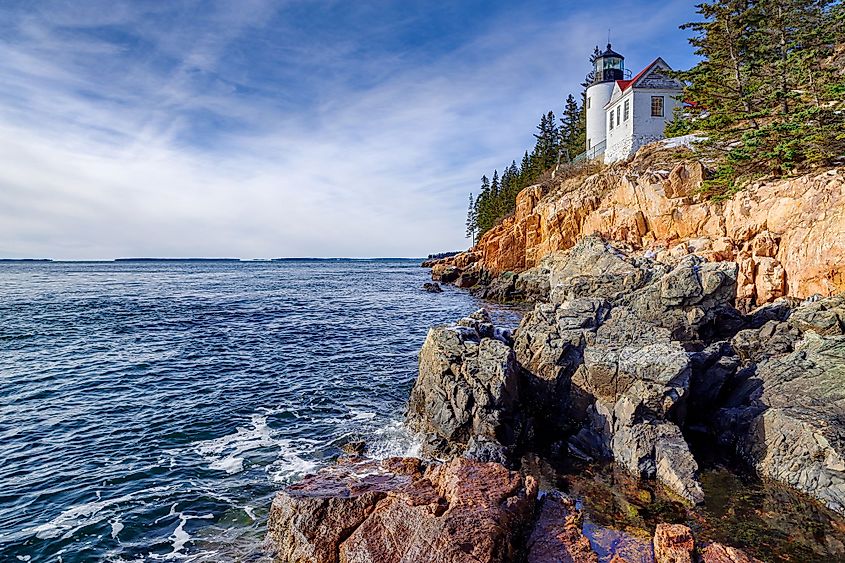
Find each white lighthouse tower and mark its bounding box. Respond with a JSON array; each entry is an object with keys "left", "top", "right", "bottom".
[{"left": 585, "top": 44, "right": 625, "bottom": 158}]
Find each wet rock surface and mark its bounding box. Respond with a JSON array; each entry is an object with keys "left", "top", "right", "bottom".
[
  {"left": 265, "top": 456, "right": 769, "bottom": 563},
  {"left": 266, "top": 457, "right": 537, "bottom": 563},
  {"left": 712, "top": 296, "right": 845, "bottom": 515},
  {"left": 421, "top": 237, "right": 845, "bottom": 519},
  {"left": 526, "top": 492, "right": 598, "bottom": 563},
  {"left": 422, "top": 282, "right": 443, "bottom": 293},
  {"left": 653, "top": 523, "right": 695, "bottom": 563}
]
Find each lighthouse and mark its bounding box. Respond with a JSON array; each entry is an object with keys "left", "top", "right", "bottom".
[{"left": 585, "top": 44, "right": 625, "bottom": 157}]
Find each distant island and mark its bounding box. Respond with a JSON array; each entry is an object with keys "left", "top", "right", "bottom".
[{"left": 0, "top": 258, "right": 53, "bottom": 262}]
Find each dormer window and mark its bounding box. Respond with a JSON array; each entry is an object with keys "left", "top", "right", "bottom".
[{"left": 651, "top": 96, "right": 664, "bottom": 117}]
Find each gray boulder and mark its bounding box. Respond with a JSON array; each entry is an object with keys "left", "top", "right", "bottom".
[
  {"left": 570, "top": 307, "right": 704, "bottom": 503},
  {"left": 406, "top": 309, "right": 521, "bottom": 458},
  {"left": 514, "top": 264, "right": 551, "bottom": 302},
  {"left": 718, "top": 329, "right": 845, "bottom": 515},
  {"left": 514, "top": 297, "right": 610, "bottom": 432},
  {"left": 515, "top": 238, "right": 733, "bottom": 502},
  {"left": 549, "top": 236, "right": 661, "bottom": 305},
  {"left": 548, "top": 236, "right": 741, "bottom": 342},
  {"left": 625, "top": 256, "right": 742, "bottom": 341}
]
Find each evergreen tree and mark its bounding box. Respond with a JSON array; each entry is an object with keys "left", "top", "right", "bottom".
[
  {"left": 532, "top": 111, "right": 560, "bottom": 171},
  {"left": 582, "top": 46, "right": 602, "bottom": 88},
  {"left": 490, "top": 169, "right": 501, "bottom": 218},
  {"left": 560, "top": 94, "right": 583, "bottom": 161},
  {"left": 672, "top": 0, "right": 845, "bottom": 194},
  {"left": 465, "top": 193, "right": 477, "bottom": 243},
  {"left": 462, "top": 44, "right": 608, "bottom": 239},
  {"left": 475, "top": 175, "right": 492, "bottom": 236}
]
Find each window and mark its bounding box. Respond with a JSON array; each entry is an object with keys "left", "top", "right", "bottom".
[
  {"left": 651, "top": 96, "right": 664, "bottom": 117},
  {"left": 624, "top": 99, "right": 630, "bottom": 121},
  {"left": 587, "top": 97, "right": 591, "bottom": 109},
  {"left": 616, "top": 106, "right": 621, "bottom": 126},
  {"left": 587, "top": 138, "right": 591, "bottom": 149},
  {"left": 609, "top": 112, "right": 613, "bottom": 130}
]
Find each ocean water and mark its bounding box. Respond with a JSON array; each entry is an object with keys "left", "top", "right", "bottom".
[{"left": 0, "top": 260, "right": 522, "bottom": 562}]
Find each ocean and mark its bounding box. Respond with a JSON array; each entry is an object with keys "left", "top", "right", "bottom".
[{"left": 0, "top": 260, "right": 522, "bottom": 562}]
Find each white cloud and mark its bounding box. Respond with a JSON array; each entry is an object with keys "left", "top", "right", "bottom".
[{"left": 0, "top": 1, "right": 697, "bottom": 259}]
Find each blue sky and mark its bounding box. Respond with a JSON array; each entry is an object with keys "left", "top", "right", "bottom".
[{"left": 0, "top": 0, "right": 699, "bottom": 259}]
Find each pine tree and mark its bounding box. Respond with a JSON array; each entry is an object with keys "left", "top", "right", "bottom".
[
  {"left": 465, "top": 193, "right": 477, "bottom": 243},
  {"left": 672, "top": 0, "right": 845, "bottom": 194},
  {"left": 560, "top": 94, "right": 583, "bottom": 161},
  {"left": 582, "top": 46, "right": 602, "bottom": 88},
  {"left": 532, "top": 111, "right": 560, "bottom": 171},
  {"left": 475, "top": 175, "right": 492, "bottom": 236}
]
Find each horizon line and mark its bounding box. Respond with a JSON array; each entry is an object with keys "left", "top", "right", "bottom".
[{"left": 0, "top": 256, "right": 434, "bottom": 263}]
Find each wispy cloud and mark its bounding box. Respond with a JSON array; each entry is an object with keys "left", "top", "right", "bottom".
[{"left": 0, "top": 0, "right": 698, "bottom": 259}]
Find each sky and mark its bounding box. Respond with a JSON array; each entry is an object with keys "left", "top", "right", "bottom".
[{"left": 0, "top": 0, "right": 700, "bottom": 259}]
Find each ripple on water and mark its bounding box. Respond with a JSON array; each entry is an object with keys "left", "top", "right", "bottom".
[{"left": 0, "top": 260, "right": 503, "bottom": 562}]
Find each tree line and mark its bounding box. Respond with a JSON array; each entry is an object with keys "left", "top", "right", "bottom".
[
  {"left": 464, "top": 102, "right": 582, "bottom": 243},
  {"left": 668, "top": 0, "right": 845, "bottom": 196},
  {"left": 464, "top": 49, "right": 604, "bottom": 243}
]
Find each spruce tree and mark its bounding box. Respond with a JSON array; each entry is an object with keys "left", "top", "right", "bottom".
[
  {"left": 475, "top": 175, "right": 492, "bottom": 236},
  {"left": 673, "top": 0, "right": 845, "bottom": 194},
  {"left": 560, "top": 94, "right": 583, "bottom": 161},
  {"left": 465, "top": 193, "right": 477, "bottom": 243}
]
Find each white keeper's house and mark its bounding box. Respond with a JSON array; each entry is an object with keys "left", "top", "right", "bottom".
[{"left": 583, "top": 44, "right": 684, "bottom": 164}]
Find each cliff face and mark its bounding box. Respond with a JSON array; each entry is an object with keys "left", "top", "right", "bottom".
[{"left": 464, "top": 146, "right": 845, "bottom": 309}]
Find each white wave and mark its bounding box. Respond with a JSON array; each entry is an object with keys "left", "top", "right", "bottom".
[
  {"left": 365, "top": 420, "right": 422, "bottom": 459},
  {"left": 110, "top": 518, "right": 124, "bottom": 539},
  {"left": 268, "top": 446, "right": 319, "bottom": 484},
  {"left": 21, "top": 486, "right": 172, "bottom": 542},
  {"left": 348, "top": 409, "right": 376, "bottom": 421},
  {"left": 194, "top": 412, "right": 323, "bottom": 484},
  {"left": 148, "top": 505, "right": 213, "bottom": 561},
  {"left": 194, "top": 414, "right": 277, "bottom": 475}
]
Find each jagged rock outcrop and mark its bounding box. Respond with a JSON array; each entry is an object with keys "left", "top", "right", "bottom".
[
  {"left": 423, "top": 237, "right": 845, "bottom": 515},
  {"left": 567, "top": 305, "right": 704, "bottom": 504},
  {"left": 265, "top": 457, "right": 538, "bottom": 563},
  {"left": 266, "top": 456, "right": 762, "bottom": 563},
  {"left": 712, "top": 295, "right": 845, "bottom": 515},
  {"left": 431, "top": 144, "right": 844, "bottom": 309},
  {"left": 514, "top": 237, "right": 741, "bottom": 503},
  {"left": 406, "top": 309, "right": 520, "bottom": 459}
]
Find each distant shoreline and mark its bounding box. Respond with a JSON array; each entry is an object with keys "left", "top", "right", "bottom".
[{"left": 0, "top": 257, "right": 425, "bottom": 263}]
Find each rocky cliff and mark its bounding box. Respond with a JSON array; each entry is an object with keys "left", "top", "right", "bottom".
[
  {"left": 264, "top": 142, "right": 845, "bottom": 562},
  {"left": 433, "top": 143, "right": 845, "bottom": 310}
]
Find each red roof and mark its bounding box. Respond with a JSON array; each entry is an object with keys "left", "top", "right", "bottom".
[{"left": 615, "top": 58, "right": 661, "bottom": 92}]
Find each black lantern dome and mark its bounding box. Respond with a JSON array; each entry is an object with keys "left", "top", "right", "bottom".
[{"left": 593, "top": 43, "right": 625, "bottom": 84}]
